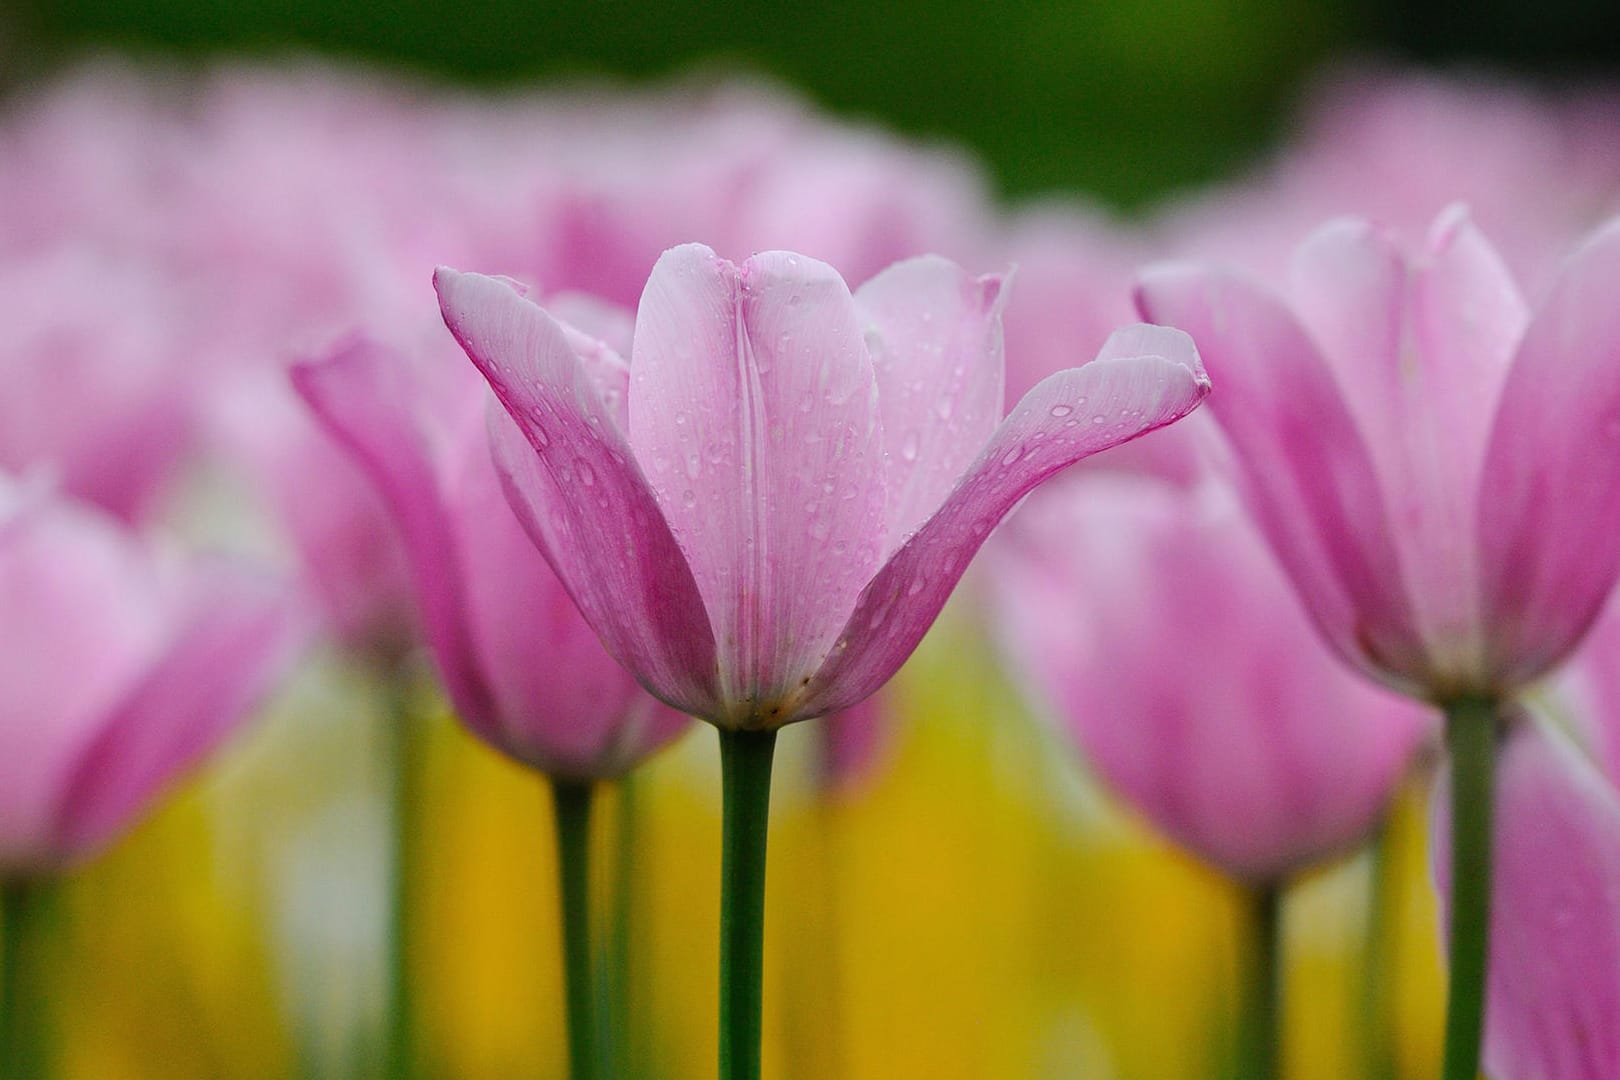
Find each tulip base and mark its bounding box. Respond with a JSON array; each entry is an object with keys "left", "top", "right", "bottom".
[
  {"left": 1, "top": 879, "right": 56, "bottom": 1080},
  {"left": 719, "top": 728, "right": 778, "bottom": 1080},
  {"left": 1441, "top": 698, "right": 1500, "bottom": 1080},
  {"left": 552, "top": 779, "right": 600, "bottom": 1080}
]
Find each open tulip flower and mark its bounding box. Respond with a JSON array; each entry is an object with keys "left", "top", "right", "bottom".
[
  {"left": 1136, "top": 207, "right": 1620, "bottom": 1080},
  {"left": 437, "top": 245, "right": 1208, "bottom": 732},
  {"left": 435, "top": 243, "right": 1209, "bottom": 1079}
]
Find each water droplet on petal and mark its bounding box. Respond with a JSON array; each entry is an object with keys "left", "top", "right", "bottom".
[
  {"left": 907, "top": 576, "right": 926, "bottom": 596},
  {"left": 900, "top": 430, "right": 920, "bottom": 462},
  {"left": 1000, "top": 446, "right": 1024, "bottom": 467},
  {"left": 681, "top": 489, "right": 697, "bottom": 508},
  {"left": 685, "top": 454, "right": 702, "bottom": 479},
  {"left": 576, "top": 460, "right": 596, "bottom": 486},
  {"left": 1049, "top": 404, "right": 1073, "bottom": 418},
  {"left": 1091, "top": 415, "right": 1106, "bottom": 425}
]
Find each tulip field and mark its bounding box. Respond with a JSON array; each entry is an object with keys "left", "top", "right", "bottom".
[{"left": 3, "top": 31, "right": 1620, "bottom": 1080}]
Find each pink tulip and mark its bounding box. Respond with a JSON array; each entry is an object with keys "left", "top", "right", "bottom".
[
  {"left": 990, "top": 476, "right": 1431, "bottom": 882},
  {"left": 293, "top": 335, "right": 691, "bottom": 778},
  {"left": 1137, "top": 208, "right": 1620, "bottom": 701},
  {"left": 436, "top": 246, "right": 1208, "bottom": 730},
  {"left": 0, "top": 477, "right": 302, "bottom": 877},
  {"left": 1432, "top": 718, "right": 1620, "bottom": 1079}
]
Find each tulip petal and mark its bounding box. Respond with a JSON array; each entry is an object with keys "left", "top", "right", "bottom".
[
  {"left": 1136, "top": 264, "right": 1423, "bottom": 690},
  {"left": 1479, "top": 218, "right": 1620, "bottom": 687},
  {"left": 54, "top": 564, "right": 303, "bottom": 861},
  {"left": 629, "top": 245, "right": 887, "bottom": 721},
  {"left": 436, "top": 267, "right": 720, "bottom": 717},
  {"left": 1290, "top": 212, "right": 1525, "bottom": 678},
  {"left": 1433, "top": 720, "right": 1620, "bottom": 1080},
  {"left": 0, "top": 497, "right": 169, "bottom": 871},
  {"left": 292, "top": 340, "right": 501, "bottom": 731},
  {"left": 800, "top": 327, "right": 1209, "bottom": 716},
  {"left": 855, "top": 255, "right": 1006, "bottom": 550}
]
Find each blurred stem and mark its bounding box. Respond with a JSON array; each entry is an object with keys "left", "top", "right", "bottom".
[
  {"left": 385, "top": 683, "right": 423, "bottom": 1080},
  {"left": 1237, "top": 880, "right": 1283, "bottom": 1080},
  {"left": 552, "top": 779, "right": 599, "bottom": 1080},
  {"left": 1, "top": 879, "right": 56, "bottom": 1080},
  {"left": 1442, "top": 698, "right": 1499, "bottom": 1080},
  {"left": 1360, "top": 811, "right": 1399, "bottom": 1080},
  {"left": 601, "top": 775, "right": 637, "bottom": 1078},
  {"left": 719, "top": 729, "right": 777, "bottom": 1080}
]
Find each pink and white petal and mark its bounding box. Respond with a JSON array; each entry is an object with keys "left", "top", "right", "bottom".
[
  {"left": 854, "top": 255, "right": 1006, "bottom": 550},
  {"left": 1433, "top": 720, "right": 1620, "bottom": 1080},
  {"left": 436, "top": 267, "right": 720, "bottom": 718},
  {"left": 629, "top": 246, "right": 887, "bottom": 721},
  {"left": 1136, "top": 264, "right": 1425, "bottom": 691},
  {"left": 800, "top": 331, "right": 1208, "bottom": 718},
  {"left": 54, "top": 564, "right": 305, "bottom": 863},
  {"left": 1479, "top": 219, "right": 1620, "bottom": 689},
  {"left": 291, "top": 340, "right": 500, "bottom": 733}
]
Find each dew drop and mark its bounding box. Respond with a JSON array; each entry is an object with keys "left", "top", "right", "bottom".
[
  {"left": 809, "top": 519, "right": 831, "bottom": 541},
  {"left": 685, "top": 454, "right": 703, "bottom": 479},
  {"left": 907, "top": 576, "right": 925, "bottom": 596},
  {"left": 900, "top": 430, "right": 920, "bottom": 462},
  {"left": 576, "top": 460, "right": 596, "bottom": 487},
  {"left": 1049, "top": 404, "right": 1073, "bottom": 418},
  {"left": 533, "top": 426, "right": 551, "bottom": 448},
  {"left": 681, "top": 489, "right": 697, "bottom": 508},
  {"left": 1000, "top": 446, "right": 1024, "bottom": 467},
  {"left": 935, "top": 397, "right": 954, "bottom": 420},
  {"left": 1091, "top": 415, "right": 1106, "bottom": 425}
]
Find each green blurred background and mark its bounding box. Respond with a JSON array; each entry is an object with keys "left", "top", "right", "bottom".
[{"left": 7, "top": 0, "right": 1620, "bottom": 208}]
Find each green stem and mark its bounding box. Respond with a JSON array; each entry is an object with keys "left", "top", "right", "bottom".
[
  {"left": 385, "top": 685, "right": 423, "bottom": 1080},
  {"left": 1442, "top": 699, "right": 1500, "bottom": 1080},
  {"left": 552, "top": 779, "right": 599, "bottom": 1080},
  {"left": 1360, "top": 812, "right": 1399, "bottom": 1080},
  {"left": 1, "top": 879, "right": 56, "bottom": 1080},
  {"left": 602, "top": 776, "right": 638, "bottom": 1079},
  {"left": 719, "top": 729, "right": 777, "bottom": 1080},
  {"left": 1236, "top": 881, "right": 1283, "bottom": 1080}
]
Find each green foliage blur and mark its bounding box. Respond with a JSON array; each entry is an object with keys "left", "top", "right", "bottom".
[{"left": 6, "top": 0, "right": 1620, "bottom": 206}]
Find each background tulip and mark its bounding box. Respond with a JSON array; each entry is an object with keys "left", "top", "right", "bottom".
[
  {"left": 990, "top": 475, "right": 1431, "bottom": 886},
  {"left": 0, "top": 477, "right": 301, "bottom": 877},
  {"left": 1138, "top": 207, "right": 1620, "bottom": 1080}
]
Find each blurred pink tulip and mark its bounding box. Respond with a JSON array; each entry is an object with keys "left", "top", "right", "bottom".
[
  {"left": 437, "top": 246, "right": 1209, "bottom": 729},
  {"left": 0, "top": 477, "right": 302, "bottom": 877},
  {"left": 1433, "top": 719, "right": 1620, "bottom": 1080},
  {"left": 991, "top": 477, "right": 1431, "bottom": 883},
  {"left": 1137, "top": 208, "right": 1620, "bottom": 701},
  {"left": 294, "top": 335, "right": 691, "bottom": 779}
]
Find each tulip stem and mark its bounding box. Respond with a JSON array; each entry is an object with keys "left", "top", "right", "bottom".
[
  {"left": 719, "top": 728, "right": 777, "bottom": 1080},
  {"left": 1441, "top": 698, "right": 1499, "bottom": 1080},
  {"left": 1360, "top": 811, "right": 1399, "bottom": 1080},
  {"left": 553, "top": 778, "right": 599, "bottom": 1080},
  {"left": 1, "top": 880, "right": 55, "bottom": 1080},
  {"left": 1236, "top": 880, "right": 1283, "bottom": 1080},
  {"left": 385, "top": 684, "right": 423, "bottom": 1080},
  {"left": 601, "top": 775, "right": 639, "bottom": 1078}
]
